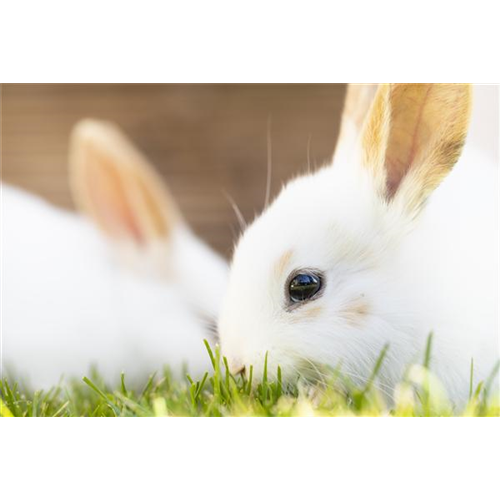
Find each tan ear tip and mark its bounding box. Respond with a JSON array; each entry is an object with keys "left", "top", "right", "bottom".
[
  {"left": 68, "top": 119, "right": 120, "bottom": 203},
  {"left": 70, "top": 118, "right": 121, "bottom": 149},
  {"left": 69, "top": 118, "right": 131, "bottom": 176}
]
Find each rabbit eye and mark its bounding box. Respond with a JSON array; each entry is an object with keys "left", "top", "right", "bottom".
[{"left": 288, "top": 272, "right": 322, "bottom": 304}]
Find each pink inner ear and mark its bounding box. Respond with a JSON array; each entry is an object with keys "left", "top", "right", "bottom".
[
  {"left": 85, "top": 151, "right": 145, "bottom": 244},
  {"left": 385, "top": 85, "right": 433, "bottom": 198}
]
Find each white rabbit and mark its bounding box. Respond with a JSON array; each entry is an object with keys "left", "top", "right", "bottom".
[
  {"left": 2, "top": 120, "right": 228, "bottom": 389},
  {"left": 218, "top": 84, "right": 499, "bottom": 405}
]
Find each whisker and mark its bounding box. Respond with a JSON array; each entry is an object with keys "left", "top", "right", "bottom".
[
  {"left": 222, "top": 190, "right": 246, "bottom": 233},
  {"left": 306, "top": 133, "right": 312, "bottom": 173},
  {"left": 264, "top": 114, "right": 273, "bottom": 209},
  {"left": 338, "top": 368, "right": 394, "bottom": 399},
  {"left": 290, "top": 350, "right": 394, "bottom": 400},
  {"left": 300, "top": 356, "right": 329, "bottom": 388}
]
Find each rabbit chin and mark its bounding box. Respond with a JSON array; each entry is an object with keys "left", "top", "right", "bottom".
[{"left": 218, "top": 142, "right": 499, "bottom": 405}]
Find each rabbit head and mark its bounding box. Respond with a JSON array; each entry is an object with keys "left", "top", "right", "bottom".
[{"left": 218, "top": 84, "right": 472, "bottom": 384}]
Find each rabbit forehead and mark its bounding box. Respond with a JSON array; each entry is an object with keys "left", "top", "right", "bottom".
[{"left": 231, "top": 164, "right": 381, "bottom": 278}]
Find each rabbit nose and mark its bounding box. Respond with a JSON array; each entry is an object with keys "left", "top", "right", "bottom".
[
  {"left": 234, "top": 365, "right": 246, "bottom": 376},
  {"left": 228, "top": 359, "right": 246, "bottom": 376}
]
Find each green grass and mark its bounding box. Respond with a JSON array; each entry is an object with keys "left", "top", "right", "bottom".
[{"left": 1, "top": 339, "right": 499, "bottom": 417}]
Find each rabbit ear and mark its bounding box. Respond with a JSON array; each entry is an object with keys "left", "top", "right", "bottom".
[
  {"left": 360, "top": 83, "right": 472, "bottom": 215},
  {"left": 69, "top": 119, "right": 181, "bottom": 246},
  {"left": 338, "top": 84, "right": 378, "bottom": 147}
]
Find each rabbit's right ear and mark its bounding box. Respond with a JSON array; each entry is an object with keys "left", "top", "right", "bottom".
[{"left": 69, "top": 119, "right": 181, "bottom": 247}]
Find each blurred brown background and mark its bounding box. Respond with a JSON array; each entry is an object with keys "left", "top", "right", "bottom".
[{"left": 1, "top": 84, "right": 346, "bottom": 257}]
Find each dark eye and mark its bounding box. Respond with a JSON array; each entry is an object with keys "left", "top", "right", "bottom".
[{"left": 288, "top": 272, "right": 322, "bottom": 304}]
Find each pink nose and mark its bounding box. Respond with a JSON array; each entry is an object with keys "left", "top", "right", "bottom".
[
  {"left": 228, "top": 359, "right": 245, "bottom": 376},
  {"left": 233, "top": 365, "right": 245, "bottom": 376}
]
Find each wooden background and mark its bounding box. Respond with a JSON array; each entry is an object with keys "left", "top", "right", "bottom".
[{"left": 1, "top": 84, "right": 346, "bottom": 257}]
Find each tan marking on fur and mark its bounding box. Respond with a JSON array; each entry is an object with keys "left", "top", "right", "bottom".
[
  {"left": 361, "top": 83, "right": 472, "bottom": 215},
  {"left": 273, "top": 250, "right": 294, "bottom": 280},
  {"left": 361, "top": 84, "right": 392, "bottom": 193},
  {"left": 302, "top": 305, "right": 323, "bottom": 319},
  {"left": 339, "top": 298, "right": 370, "bottom": 327},
  {"left": 69, "top": 119, "right": 181, "bottom": 245}
]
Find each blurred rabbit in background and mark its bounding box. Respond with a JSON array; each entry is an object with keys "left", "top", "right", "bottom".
[{"left": 2, "top": 120, "right": 228, "bottom": 388}]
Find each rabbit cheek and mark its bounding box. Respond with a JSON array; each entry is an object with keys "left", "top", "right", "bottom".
[
  {"left": 289, "top": 305, "right": 323, "bottom": 322},
  {"left": 338, "top": 298, "right": 370, "bottom": 328}
]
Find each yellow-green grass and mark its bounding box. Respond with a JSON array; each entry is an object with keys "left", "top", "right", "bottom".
[{"left": 1, "top": 338, "right": 498, "bottom": 417}]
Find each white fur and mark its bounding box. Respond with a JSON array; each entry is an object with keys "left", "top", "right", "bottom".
[
  {"left": 1, "top": 184, "right": 228, "bottom": 388},
  {"left": 218, "top": 85, "right": 499, "bottom": 404}
]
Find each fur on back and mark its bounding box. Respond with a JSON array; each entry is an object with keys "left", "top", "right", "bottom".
[{"left": 2, "top": 185, "right": 217, "bottom": 388}]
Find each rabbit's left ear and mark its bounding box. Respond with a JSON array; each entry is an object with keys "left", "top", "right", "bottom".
[
  {"left": 69, "top": 119, "right": 181, "bottom": 246},
  {"left": 337, "top": 84, "right": 378, "bottom": 151},
  {"left": 360, "top": 83, "right": 472, "bottom": 215}
]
